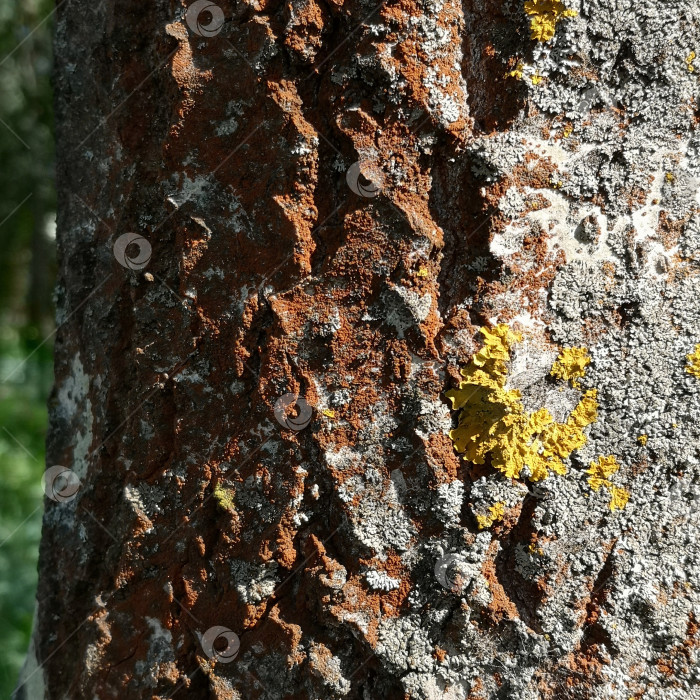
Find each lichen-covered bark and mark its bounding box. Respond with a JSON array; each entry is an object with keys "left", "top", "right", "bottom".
[{"left": 14, "top": 0, "right": 700, "bottom": 698}]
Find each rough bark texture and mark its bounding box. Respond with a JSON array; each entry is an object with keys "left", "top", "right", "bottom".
[{"left": 14, "top": 0, "right": 700, "bottom": 698}]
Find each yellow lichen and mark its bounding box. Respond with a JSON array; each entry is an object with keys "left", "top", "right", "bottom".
[
  {"left": 550, "top": 346, "right": 590, "bottom": 388},
  {"left": 687, "top": 51, "right": 696, "bottom": 73},
  {"left": 637, "top": 434, "right": 648, "bottom": 446},
  {"left": 476, "top": 502, "right": 506, "bottom": 529},
  {"left": 531, "top": 74, "right": 544, "bottom": 85},
  {"left": 586, "top": 455, "right": 620, "bottom": 490},
  {"left": 524, "top": 0, "right": 578, "bottom": 42},
  {"left": 587, "top": 456, "right": 629, "bottom": 511},
  {"left": 686, "top": 344, "right": 700, "bottom": 378},
  {"left": 562, "top": 124, "right": 573, "bottom": 138},
  {"left": 609, "top": 486, "right": 630, "bottom": 511},
  {"left": 213, "top": 484, "right": 236, "bottom": 512},
  {"left": 508, "top": 61, "right": 525, "bottom": 79},
  {"left": 322, "top": 409, "right": 336, "bottom": 418},
  {"left": 447, "top": 324, "right": 598, "bottom": 482},
  {"left": 417, "top": 267, "right": 429, "bottom": 278}
]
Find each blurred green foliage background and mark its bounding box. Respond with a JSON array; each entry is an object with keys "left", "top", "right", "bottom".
[{"left": 0, "top": 0, "right": 56, "bottom": 694}]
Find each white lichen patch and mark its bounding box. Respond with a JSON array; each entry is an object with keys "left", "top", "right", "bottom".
[
  {"left": 133, "top": 617, "right": 177, "bottom": 688},
  {"left": 166, "top": 174, "right": 210, "bottom": 209},
  {"left": 365, "top": 569, "right": 402, "bottom": 591},
  {"left": 230, "top": 559, "right": 279, "bottom": 604},
  {"left": 56, "top": 353, "right": 93, "bottom": 480},
  {"left": 308, "top": 643, "right": 352, "bottom": 696},
  {"left": 434, "top": 480, "right": 464, "bottom": 526}
]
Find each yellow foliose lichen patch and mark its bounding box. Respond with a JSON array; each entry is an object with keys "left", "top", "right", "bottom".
[
  {"left": 476, "top": 502, "right": 506, "bottom": 530},
  {"left": 446, "top": 324, "right": 598, "bottom": 483},
  {"left": 686, "top": 344, "right": 700, "bottom": 378},
  {"left": 524, "top": 0, "right": 578, "bottom": 42},
  {"left": 508, "top": 61, "right": 525, "bottom": 80},
  {"left": 550, "top": 346, "right": 590, "bottom": 388},
  {"left": 587, "top": 455, "right": 629, "bottom": 511},
  {"left": 609, "top": 486, "right": 630, "bottom": 511},
  {"left": 586, "top": 455, "right": 619, "bottom": 491},
  {"left": 213, "top": 484, "right": 236, "bottom": 512}
]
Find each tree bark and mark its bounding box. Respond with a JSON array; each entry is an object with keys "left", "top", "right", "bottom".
[{"left": 15, "top": 0, "right": 700, "bottom": 698}]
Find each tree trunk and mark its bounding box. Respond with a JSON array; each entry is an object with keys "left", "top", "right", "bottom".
[{"left": 15, "top": 0, "right": 700, "bottom": 698}]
